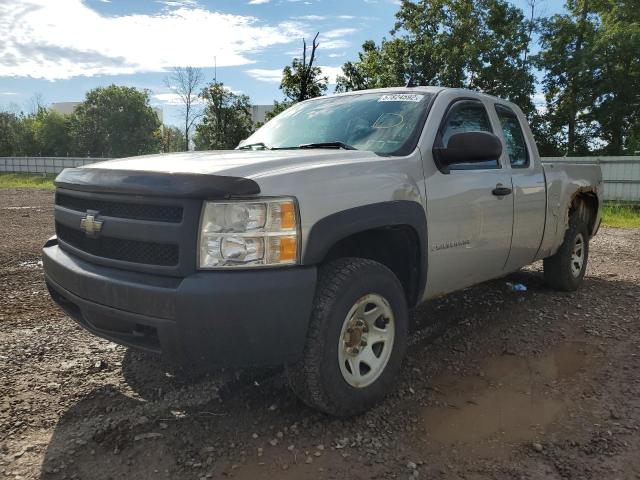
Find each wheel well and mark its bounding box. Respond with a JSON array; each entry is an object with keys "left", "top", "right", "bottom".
[
  {"left": 571, "top": 192, "right": 599, "bottom": 235},
  {"left": 322, "top": 226, "right": 421, "bottom": 307}
]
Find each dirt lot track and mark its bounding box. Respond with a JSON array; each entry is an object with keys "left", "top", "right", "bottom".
[{"left": 1, "top": 188, "right": 639, "bottom": 480}]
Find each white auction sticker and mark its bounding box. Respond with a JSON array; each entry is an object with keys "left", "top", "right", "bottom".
[{"left": 378, "top": 94, "right": 424, "bottom": 102}]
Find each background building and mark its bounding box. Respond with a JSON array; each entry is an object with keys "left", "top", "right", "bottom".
[{"left": 250, "top": 105, "right": 274, "bottom": 125}]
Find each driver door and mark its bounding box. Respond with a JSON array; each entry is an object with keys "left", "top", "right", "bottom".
[{"left": 424, "top": 98, "right": 514, "bottom": 296}]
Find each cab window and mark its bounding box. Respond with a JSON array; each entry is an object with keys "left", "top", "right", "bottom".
[
  {"left": 495, "top": 105, "right": 529, "bottom": 168},
  {"left": 437, "top": 99, "right": 498, "bottom": 170}
]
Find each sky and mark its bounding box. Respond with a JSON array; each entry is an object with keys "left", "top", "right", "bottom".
[{"left": 0, "top": 0, "right": 566, "bottom": 127}]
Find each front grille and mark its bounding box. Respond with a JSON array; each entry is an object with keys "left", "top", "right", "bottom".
[
  {"left": 56, "top": 223, "right": 179, "bottom": 267},
  {"left": 56, "top": 193, "right": 183, "bottom": 223}
]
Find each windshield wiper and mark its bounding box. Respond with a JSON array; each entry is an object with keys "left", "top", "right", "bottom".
[
  {"left": 237, "top": 142, "right": 272, "bottom": 150},
  {"left": 298, "top": 141, "right": 358, "bottom": 151}
]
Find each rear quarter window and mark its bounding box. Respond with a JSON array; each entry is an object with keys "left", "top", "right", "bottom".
[{"left": 495, "top": 104, "right": 529, "bottom": 168}]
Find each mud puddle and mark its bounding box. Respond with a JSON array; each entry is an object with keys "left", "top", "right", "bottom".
[{"left": 419, "top": 341, "right": 598, "bottom": 454}]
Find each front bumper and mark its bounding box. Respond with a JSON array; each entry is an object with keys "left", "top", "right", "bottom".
[{"left": 43, "top": 240, "right": 317, "bottom": 366}]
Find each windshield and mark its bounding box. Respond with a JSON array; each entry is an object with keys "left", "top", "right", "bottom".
[{"left": 241, "top": 92, "right": 433, "bottom": 155}]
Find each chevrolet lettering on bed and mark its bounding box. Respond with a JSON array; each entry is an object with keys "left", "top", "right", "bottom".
[{"left": 43, "top": 87, "right": 603, "bottom": 416}]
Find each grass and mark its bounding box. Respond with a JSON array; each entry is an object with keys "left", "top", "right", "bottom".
[
  {"left": 0, "top": 173, "right": 55, "bottom": 190},
  {"left": 601, "top": 203, "right": 640, "bottom": 228}
]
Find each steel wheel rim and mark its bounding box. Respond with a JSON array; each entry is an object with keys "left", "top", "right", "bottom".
[
  {"left": 338, "top": 293, "right": 395, "bottom": 388},
  {"left": 571, "top": 233, "right": 585, "bottom": 277}
]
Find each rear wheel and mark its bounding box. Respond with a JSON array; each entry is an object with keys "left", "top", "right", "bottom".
[
  {"left": 544, "top": 206, "right": 590, "bottom": 291},
  {"left": 287, "top": 258, "right": 408, "bottom": 417}
]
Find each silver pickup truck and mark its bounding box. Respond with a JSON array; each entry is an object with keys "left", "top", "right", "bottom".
[{"left": 43, "top": 87, "right": 603, "bottom": 416}]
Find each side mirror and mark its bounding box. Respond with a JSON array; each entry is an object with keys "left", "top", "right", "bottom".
[{"left": 433, "top": 131, "right": 503, "bottom": 168}]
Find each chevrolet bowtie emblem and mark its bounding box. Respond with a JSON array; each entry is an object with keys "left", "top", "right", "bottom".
[{"left": 80, "top": 213, "right": 103, "bottom": 237}]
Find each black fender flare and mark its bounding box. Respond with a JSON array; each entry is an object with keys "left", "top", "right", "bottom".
[{"left": 302, "top": 200, "right": 428, "bottom": 305}]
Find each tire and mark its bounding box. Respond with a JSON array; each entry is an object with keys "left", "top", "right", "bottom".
[
  {"left": 287, "top": 258, "right": 408, "bottom": 417},
  {"left": 544, "top": 203, "right": 591, "bottom": 291}
]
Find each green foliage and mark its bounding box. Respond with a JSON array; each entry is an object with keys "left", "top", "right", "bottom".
[
  {"left": 336, "top": 39, "right": 408, "bottom": 92},
  {"left": 337, "top": 0, "right": 535, "bottom": 113},
  {"left": 194, "top": 82, "right": 254, "bottom": 150},
  {"left": 589, "top": 0, "right": 640, "bottom": 155},
  {"left": 69, "top": 85, "right": 161, "bottom": 157},
  {"left": 0, "top": 173, "right": 55, "bottom": 189},
  {"left": 262, "top": 33, "right": 328, "bottom": 124},
  {"left": 0, "top": 111, "right": 22, "bottom": 156},
  {"left": 336, "top": 0, "right": 640, "bottom": 154},
  {"left": 627, "top": 120, "right": 640, "bottom": 155},
  {"left": 1, "top": 86, "right": 161, "bottom": 158},
  {"left": 24, "top": 108, "right": 72, "bottom": 156},
  {"left": 0, "top": 108, "right": 71, "bottom": 156},
  {"left": 281, "top": 60, "right": 328, "bottom": 103},
  {"left": 534, "top": 1, "right": 597, "bottom": 155},
  {"left": 161, "top": 126, "right": 186, "bottom": 153},
  {"left": 535, "top": 0, "right": 640, "bottom": 155}
]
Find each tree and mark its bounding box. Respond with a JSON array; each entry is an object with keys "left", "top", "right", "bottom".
[
  {"left": 336, "top": 39, "right": 408, "bottom": 92},
  {"left": 69, "top": 85, "right": 161, "bottom": 157},
  {"left": 535, "top": 0, "right": 597, "bottom": 155},
  {"left": 165, "top": 67, "right": 204, "bottom": 150},
  {"left": 469, "top": 0, "right": 536, "bottom": 113},
  {"left": 336, "top": 0, "right": 535, "bottom": 113},
  {"left": 0, "top": 111, "right": 22, "bottom": 156},
  {"left": 194, "top": 81, "right": 253, "bottom": 150},
  {"left": 282, "top": 33, "right": 328, "bottom": 103},
  {"left": 263, "top": 33, "right": 329, "bottom": 122},
  {"left": 161, "top": 126, "right": 186, "bottom": 153},
  {"left": 22, "top": 108, "right": 72, "bottom": 156},
  {"left": 588, "top": 0, "right": 640, "bottom": 154}
]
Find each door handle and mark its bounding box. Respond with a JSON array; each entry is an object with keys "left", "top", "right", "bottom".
[{"left": 492, "top": 184, "right": 512, "bottom": 196}]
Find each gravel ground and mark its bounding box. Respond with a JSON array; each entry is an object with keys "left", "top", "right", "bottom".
[{"left": 1, "top": 188, "right": 639, "bottom": 480}]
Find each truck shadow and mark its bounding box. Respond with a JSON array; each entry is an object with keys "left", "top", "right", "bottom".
[{"left": 38, "top": 270, "right": 634, "bottom": 479}]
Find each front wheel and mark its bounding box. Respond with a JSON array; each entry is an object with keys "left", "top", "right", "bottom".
[{"left": 287, "top": 258, "right": 408, "bottom": 417}]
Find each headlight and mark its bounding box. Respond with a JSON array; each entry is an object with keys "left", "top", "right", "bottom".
[{"left": 198, "top": 198, "right": 299, "bottom": 269}]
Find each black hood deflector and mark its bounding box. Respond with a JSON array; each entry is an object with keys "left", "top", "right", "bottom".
[{"left": 55, "top": 168, "right": 260, "bottom": 198}]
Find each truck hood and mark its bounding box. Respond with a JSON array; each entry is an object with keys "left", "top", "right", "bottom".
[{"left": 84, "top": 149, "right": 382, "bottom": 180}]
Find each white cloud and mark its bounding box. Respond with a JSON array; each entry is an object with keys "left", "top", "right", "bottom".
[
  {"left": 0, "top": 0, "right": 303, "bottom": 80},
  {"left": 318, "top": 28, "right": 358, "bottom": 50},
  {"left": 320, "top": 39, "right": 351, "bottom": 50},
  {"left": 157, "top": 0, "right": 199, "bottom": 7},
  {"left": 294, "top": 15, "right": 326, "bottom": 20},
  {"left": 319, "top": 66, "right": 342, "bottom": 84},
  {"left": 0, "top": 92, "right": 18, "bottom": 95},
  {"left": 323, "top": 28, "right": 358, "bottom": 39},
  {"left": 248, "top": 0, "right": 270, "bottom": 4},
  {"left": 246, "top": 68, "right": 283, "bottom": 83},
  {"left": 153, "top": 93, "right": 196, "bottom": 105}
]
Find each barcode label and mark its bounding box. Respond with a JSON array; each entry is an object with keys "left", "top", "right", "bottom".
[{"left": 378, "top": 94, "right": 424, "bottom": 103}]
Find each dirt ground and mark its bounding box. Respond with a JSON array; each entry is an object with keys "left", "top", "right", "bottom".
[{"left": 1, "top": 188, "right": 639, "bottom": 480}]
